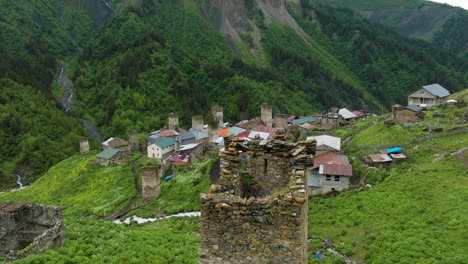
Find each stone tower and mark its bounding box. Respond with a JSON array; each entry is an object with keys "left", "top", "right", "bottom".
[
  {"left": 274, "top": 113, "right": 288, "bottom": 129},
  {"left": 261, "top": 103, "right": 273, "bottom": 128},
  {"left": 141, "top": 167, "right": 160, "bottom": 201},
  {"left": 192, "top": 115, "right": 204, "bottom": 132},
  {"left": 127, "top": 130, "right": 139, "bottom": 152},
  {"left": 209, "top": 106, "right": 223, "bottom": 143},
  {"left": 211, "top": 106, "right": 223, "bottom": 129},
  {"left": 168, "top": 113, "right": 179, "bottom": 130},
  {"left": 79, "top": 138, "right": 90, "bottom": 154},
  {"left": 200, "top": 135, "right": 316, "bottom": 264}
]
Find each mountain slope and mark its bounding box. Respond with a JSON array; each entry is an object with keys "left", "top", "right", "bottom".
[
  {"left": 71, "top": 0, "right": 465, "bottom": 138},
  {"left": 314, "top": 0, "right": 468, "bottom": 60}
]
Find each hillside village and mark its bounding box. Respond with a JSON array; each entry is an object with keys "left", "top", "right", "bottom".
[
  {"left": 82, "top": 83, "right": 465, "bottom": 199},
  {"left": 1, "top": 84, "right": 466, "bottom": 263}
]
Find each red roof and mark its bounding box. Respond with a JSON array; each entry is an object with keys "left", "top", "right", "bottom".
[
  {"left": 170, "top": 155, "right": 189, "bottom": 163},
  {"left": 321, "top": 164, "right": 353, "bottom": 176},
  {"left": 352, "top": 110, "right": 366, "bottom": 117},
  {"left": 300, "top": 123, "right": 315, "bottom": 130},
  {"left": 177, "top": 128, "right": 189, "bottom": 134},
  {"left": 251, "top": 124, "right": 276, "bottom": 134},
  {"left": 313, "top": 152, "right": 349, "bottom": 169},
  {"left": 159, "top": 130, "right": 179, "bottom": 137},
  {"left": 236, "top": 117, "right": 263, "bottom": 129},
  {"left": 236, "top": 131, "right": 251, "bottom": 138}
]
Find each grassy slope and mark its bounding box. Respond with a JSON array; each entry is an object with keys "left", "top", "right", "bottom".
[
  {"left": 309, "top": 133, "right": 468, "bottom": 263},
  {"left": 0, "top": 154, "right": 215, "bottom": 263},
  {"left": 351, "top": 106, "right": 467, "bottom": 146}
]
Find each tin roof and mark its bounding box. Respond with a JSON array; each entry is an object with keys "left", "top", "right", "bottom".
[
  {"left": 169, "top": 155, "right": 189, "bottom": 163},
  {"left": 386, "top": 147, "right": 403, "bottom": 154},
  {"left": 368, "top": 154, "right": 392, "bottom": 163},
  {"left": 158, "top": 130, "right": 179, "bottom": 137},
  {"left": 153, "top": 137, "right": 175, "bottom": 148},
  {"left": 292, "top": 116, "right": 316, "bottom": 124},
  {"left": 313, "top": 152, "right": 349, "bottom": 169},
  {"left": 306, "top": 135, "right": 341, "bottom": 151},
  {"left": 179, "top": 143, "right": 200, "bottom": 151},
  {"left": 220, "top": 126, "right": 246, "bottom": 137},
  {"left": 338, "top": 108, "right": 358, "bottom": 119},
  {"left": 422, "top": 83, "right": 450, "bottom": 98},
  {"left": 401, "top": 105, "right": 422, "bottom": 112},
  {"left": 248, "top": 131, "right": 270, "bottom": 140},
  {"left": 103, "top": 137, "right": 128, "bottom": 148},
  {"left": 300, "top": 123, "right": 315, "bottom": 130},
  {"left": 319, "top": 164, "right": 352, "bottom": 176},
  {"left": 97, "top": 149, "right": 122, "bottom": 159},
  {"left": 390, "top": 153, "right": 407, "bottom": 159},
  {"left": 178, "top": 132, "right": 195, "bottom": 141}
]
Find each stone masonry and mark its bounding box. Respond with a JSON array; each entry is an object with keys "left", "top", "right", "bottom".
[
  {"left": 141, "top": 166, "right": 160, "bottom": 201},
  {"left": 261, "top": 103, "right": 273, "bottom": 128},
  {"left": 79, "top": 138, "right": 90, "bottom": 154},
  {"left": 127, "top": 130, "right": 140, "bottom": 152},
  {"left": 168, "top": 113, "right": 179, "bottom": 130},
  {"left": 192, "top": 115, "right": 204, "bottom": 132},
  {"left": 274, "top": 114, "right": 288, "bottom": 129},
  {"left": 200, "top": 132, "right": 316, "bottom": 264},
  {"left": 0, "top": 202, "right": 65, "bottom": 261}
]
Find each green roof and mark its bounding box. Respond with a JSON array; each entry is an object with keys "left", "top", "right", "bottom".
[
  {"left": 96, "top": 149, "right": 122, "bottom": 159},
  {"left": 154, "top": 137, "right": 175, "bottom": 148},
  {"left": 292, "top": 116, "right": 316, "bottom": 124}
]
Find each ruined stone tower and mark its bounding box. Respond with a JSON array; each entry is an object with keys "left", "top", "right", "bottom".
[
  {"left": 141, "top": 167, "right": 160, "bottom": 201},
  {"left": 192, "top": 115, "right": 204, "bottom": 131},
  {"left": 274, "top": 113, "right": 289, "bottom": 129},
  {"left": 168, "top": 113, "right": 179, "bottom": 130},
  {"left": 127, "top": 130, "right": 139, "bottom": 152},
  {"left": 261, "top": 103, "right": 273, "bottom": 128},
  {"left": 200, "top": 134, "right": 316, "bottom": 264},
  {"left": 79, "top": 138, "right": 90, "bottom": 154}
]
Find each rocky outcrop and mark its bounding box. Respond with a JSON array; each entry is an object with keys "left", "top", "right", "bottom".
[{"left": 0, "top": 202, "right": 65, "bottom": 261}]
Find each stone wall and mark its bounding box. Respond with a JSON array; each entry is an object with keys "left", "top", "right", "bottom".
[
  {"left": 141, "top": 167, "right": 160, "bottom": 201},
  {"left": 0, "top": 202, "right": 64, "bottom": 261},
  {"left": 168, "top": 113, "right": 179, "bottom": 130},
  {"left": 261, "top": 103, "right": 273, "bottom": 128},
  {"left": 200, "top": 134, "right": 315, "bottom": 264},
  {"left": 79, "top": 138, "right": 90, "bottom": 154},
  {"left": 127, "top": 130, "right": 140, "bottom": 152},
  {"left": 192, "top": 116, "right": 204, "bottom": 131},
  {"left": 274, "top": 114, "right": 288, "bottom": 129}
]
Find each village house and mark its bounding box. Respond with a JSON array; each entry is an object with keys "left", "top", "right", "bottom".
[
  {"left": 306, "top": 135, "right": 341, "bottom": 155},
  {"left": 307, "top": 152, "right": 353, "bottom": 195},
  {"left": 177, "top": 132, "right": 196, "bottom": 145},
  {"left": 408, "top": 83, "right": 451, "bottom": 107},
  {"left": 338, "top": 108, "right": 358, "bottom": 121},
  {"left": 319, "top": 112, "right": 342, "bottom": 129},
  {"left": 102, "top": 137, "right": 128, "bottom": 150},
  {"left": 147, "top": 137, "right": 176, "bottom": 159},
  {"left": 394, "top": 105, "right": 424, "bottom": 123},
  {"left": 96, "top": 149, "right": 132, "bottom": 166}
]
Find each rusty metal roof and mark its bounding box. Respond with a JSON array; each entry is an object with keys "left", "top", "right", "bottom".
[
  {"left": 319, "top": 164, "right": 353, "bottom": 176},
  {"left": 368, "top": 154, "right": 392, "bottom": 163},
  {"left": 313, "top": 152, "right": 350, "bottom": 169}
]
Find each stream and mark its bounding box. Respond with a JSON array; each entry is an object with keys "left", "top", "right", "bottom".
[
  {"left": 0, "top": 174, "right": 27, "bottom": 194},
  {"left": 114, "top": 212, "right": 201, "bottom": 225}
]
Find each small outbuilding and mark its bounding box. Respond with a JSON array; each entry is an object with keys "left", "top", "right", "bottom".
[
  {"left": 394, "top": 105, "right": 424, "bottom": 123},
  {"left": 96, "top": 149, "right": 132, "bottom": 166}
]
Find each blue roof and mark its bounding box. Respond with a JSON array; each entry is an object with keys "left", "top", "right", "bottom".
[
  {"left": 148, "top": 134, "right": 162, "bottom": 143},
  {"left": 386, "top": 147, "right": 403, "bottom": 154},
  {"left": 292, "top": 116, "right": 316, "bottom": 124},
  {"left": 178, "top": 132, "right": 195, "bottom": 141},
  {"left": 165, "top": 175, "right": 174, "bottom": 181},
  {"left": 402, "top": 105, "right": 422, "bottom": 112},
  {"left": 422, "top": 84, "right": 450, "bottom": 98}
]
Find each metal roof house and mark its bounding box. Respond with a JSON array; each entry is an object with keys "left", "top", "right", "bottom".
[
  {"left": 408, "top": 83, "right": 451, "bottom": 107},
  {"left": 306, "top": 135, "right": 341, "bottom": 153},
  {"left": 308, "top": 152, "right": 353, "bottom": 195},
  {"left": 147, "top": 137, "right": 176, "bottom": 159}
]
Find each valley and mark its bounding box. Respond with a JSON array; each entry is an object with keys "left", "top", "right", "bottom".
[{"left": 0, "top": 0, "right": 467, "bottom": 263}]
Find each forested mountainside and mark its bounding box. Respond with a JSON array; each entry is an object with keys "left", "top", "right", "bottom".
[
  {"left": 0, "top": 0, "right": 110, "bottom": 188},
  {"left": 315, "top": 0, "right": 468, "bottom": 60},
  {"left": 0, "top": 0, "right": 466, "bottom": 188},
  {"left": 72, "top": 0, "right": 466, "bottom": 137}
]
